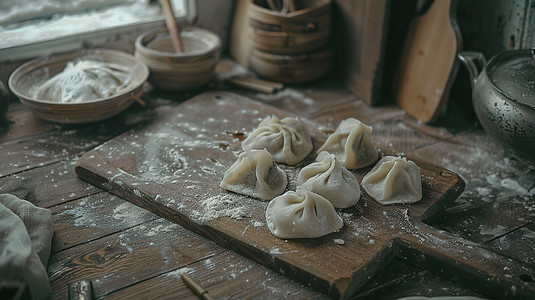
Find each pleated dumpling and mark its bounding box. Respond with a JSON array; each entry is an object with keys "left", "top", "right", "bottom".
[
  {"left": 266, "top": 186, "right": 343, "bottom": 239},
  {"left": 297, "top": 151, "right": 361, "bottom": 208},
  {"left": 220, "top": 149, "right": 287, "bottom": 201},
  {"left": 242, "top": 115, "right": 313, "bottom": 165},
  {"left": 361, "top": 156, "right": 422, "bottom": 205},
  {"left": 318, "top": 118, "right": 378, "bottom": 169}
]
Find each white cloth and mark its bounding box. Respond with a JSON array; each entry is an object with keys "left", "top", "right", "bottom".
[{"left": 0, "top": 194, "right": 53, "bottom": 300}]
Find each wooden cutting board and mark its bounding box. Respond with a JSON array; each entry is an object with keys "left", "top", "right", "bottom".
[
  {"left": 394, "top": 0, "right": 462, "bottom": 123},
  {"left": 76, "top": 92, "right": 535, "bottom": 299}
]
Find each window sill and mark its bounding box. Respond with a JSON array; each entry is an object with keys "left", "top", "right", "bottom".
[{"left": 0, "top": 0, "right": 196, "bottom": 62}]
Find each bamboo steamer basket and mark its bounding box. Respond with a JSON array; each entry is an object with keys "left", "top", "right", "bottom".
[
  {"left": 135, "top": 27, "right": 221, "bottom": 91},
  {"left": 251, "top": 48, "right": 332, "bottom": 83},
  {"left": 248, "top": 0, "right": 332, "bottom": 55},
  {"left": 8, "top": 49, "right": 148, "bottom": 124}
]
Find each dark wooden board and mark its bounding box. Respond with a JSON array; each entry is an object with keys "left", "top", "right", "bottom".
[
  {"left": 336, "top": 0, "right": 391, "bottom": 106},
  {"left": 75, "top": 91, "right": 535, "bottom": 299},
  {"left": 335, "top": 0, "right": 417, "bottom": 106}
]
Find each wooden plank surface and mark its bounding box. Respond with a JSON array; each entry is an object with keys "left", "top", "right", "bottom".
[
  {"left": 2, "top": 74, "right": 535, "bottom": 299},
  {"left": 75, "top": 91, "right": 535, "bottom": 298}
]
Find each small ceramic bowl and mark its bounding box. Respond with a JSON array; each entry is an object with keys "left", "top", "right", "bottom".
[
  {"left": 8, "top": 49, "right": 149, "bottom": 124},
  {"left": 135, "top": 27, "right": 222, "bottom": 91}
]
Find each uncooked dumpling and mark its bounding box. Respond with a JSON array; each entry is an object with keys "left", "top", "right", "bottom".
[
  {"left": 318, "top": 118, "right": 378, "bottom": 169},
  {"left": 361, "top": 156, "right": 422, "bottom": 205},
  {"left": 220, "top": 149, "right": 287, "bottom": 201},
  {"left": 266, "top": 186, "right": 343, "bottom": 239},
  {"left": 297, "top": 151, "right": 360, "bottom": 208},
  {"left": 242, "top": 115, "right": 313, "bottom": 165}
]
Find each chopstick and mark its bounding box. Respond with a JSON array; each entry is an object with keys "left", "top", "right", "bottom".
[
  {"left": 268, "top": 0, "right": 297, "bottom": 13},
  {"left": 284, "top": 0, "right": 297, "bottom": 12},
  {"left": 181, "top": 273, "right": 214, "bottom": 300},
  {"left": 227, "top": 76, "right": 284, "bottom": 94},
  {"left": 161, "top": 0, "right": 184, "bottom": 52},
  {"left": 267, "top": 0, "right": 282, "bottom": 11}
]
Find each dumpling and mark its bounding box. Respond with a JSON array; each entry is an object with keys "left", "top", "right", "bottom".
[
  {"left": 220, "top": 149, "right": 287, "bottom": 201},
  {"left": 318, "top": 118, "right": 378, "bottom": 169},
  {"left": 361, "top": 156, "right": 422, "bottom": 205},
  {"left": 297, "top": 151, "right": 360, "bottom": 208},
  {"left": 242, "top": 115, "right": 313, "bottom": 165},
  {"left": 266, "top": 186, "right": 343, "bottom": 239}
]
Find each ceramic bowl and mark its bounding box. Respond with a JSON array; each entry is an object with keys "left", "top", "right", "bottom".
[
  {"left": 134, "top": 27, "right": 221, "bottom": 91},
  {"left": 8, "top": 49, "right": 148, "bottom": 124}
]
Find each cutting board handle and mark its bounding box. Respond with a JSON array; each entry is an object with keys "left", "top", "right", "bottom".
[{"left": 394, "top": 0, "right": 462, "bottom": 123}]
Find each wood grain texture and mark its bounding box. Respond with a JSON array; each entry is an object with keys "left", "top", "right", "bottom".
[
  {"left": 0, "top": 160, "right": 100, "bottom": 208},
  {"left": 48, "top": 217, "right": 225, "bottom": 299},
  {"left": 394, "top": 0, "right": 462, "bottom": 123},
  {"left": 74, "top": 91, "right": 535, "bottom": 298},
  {"left": 105, "top": 250, "right": 329, "bottom": 300},
  {"left": 0, "top": 104, "right": 55, "bottom": 143},
  {"left": 49, "top": 193, "right": 160, "bottom": 252}
]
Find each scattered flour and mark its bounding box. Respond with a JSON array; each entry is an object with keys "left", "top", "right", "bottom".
[
  {"left": 253, "top": 221, "right": 264, "bottom": 227},
  {"left": 475, "top": 187, "right": 492, "bottom": 197},
  {"left": 112, "top": 201, "right": 153, "bottom": 226},
  {"left": 270, "top": 248, "right": 299, "bottom": 255},
  {"left": 191, "top": 194, "right": 249, "bottom": 223},
  {"left": 217, "top": 63, "right": 252, "bottom": 81},
  {"left": 255, "top": 88, "right": 315, "bottom": 106},
  {"left": 146, "top": 223, "right": 180, "bottom": 237},
  {"left": 333, "top": 239, "right": 345, "bottom": 245},
  {"left": 119, "top": 239, "right": 134, "bottom": 253},
  {"left": 500, "top": 178, "right": 529, "bottom": 195},
  {"left": 479, "top": 224, "right": 508, "bottom": 237},
  {"left": 58, "top": 198, "right": 98, "bottom": 228},
  {"left": 165, "top": 267, "right": 194, "bottom": 278}
]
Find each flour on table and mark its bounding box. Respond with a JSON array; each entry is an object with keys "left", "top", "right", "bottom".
[
  {"left": 112, "top": 201, "right": 152, "bottom": 226},
  {"left": 146, "top": 223, "right": 180, "bottom": 237},
  {"left": 333, "top": 239, "right": 345, "bottom": 245},
  {"left": 479, "top": 224, "right": 508, "bottom": 238},
  {"left": 191, "top": 193, "right": 250, "bottom": 224},
  {"left": 255, "top": 88, "right": 315, "bottom": 106},
  {"left": 165, "top": 267, "right": 194, "bottom": 278}
]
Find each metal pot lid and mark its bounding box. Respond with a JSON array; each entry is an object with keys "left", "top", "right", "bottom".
[{"left": 487, "top": 49, "right": 535, "bottom": 110}]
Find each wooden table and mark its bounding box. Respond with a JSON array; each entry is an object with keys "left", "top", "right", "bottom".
[{"left": 1, "top": 60, "right": 534, "bottom": 299}]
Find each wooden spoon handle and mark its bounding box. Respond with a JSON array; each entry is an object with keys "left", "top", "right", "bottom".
[{"left": 161, "top": 0, "right": 184, "bottom": 53}]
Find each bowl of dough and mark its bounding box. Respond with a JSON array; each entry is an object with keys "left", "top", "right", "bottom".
[{"left": 8, "top": 49, "right": 149, "bottom": 124}]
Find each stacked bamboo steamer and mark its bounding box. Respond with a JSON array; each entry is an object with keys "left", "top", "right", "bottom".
[{"left": 247, "top": 0, "right": 333, "bottom": 83}]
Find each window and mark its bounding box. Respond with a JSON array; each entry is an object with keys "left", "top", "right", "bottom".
[{"left": 0, "top": 0, "right": 196, "bottom": 61}]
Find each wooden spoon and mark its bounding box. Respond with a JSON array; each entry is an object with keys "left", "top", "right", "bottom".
[{"left": 161, "top": 0, "right": 184, "bottom": 53}]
